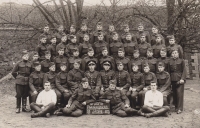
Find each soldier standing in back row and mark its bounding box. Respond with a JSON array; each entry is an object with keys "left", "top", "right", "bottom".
[
  {"left": 120, "top": 24, "right": 137, "bottom": 44},
  {"left": 91, "top": 22, "right": 107, "bottom": 43},
  {"left": 152, "top": 34, "right": 166, "bottom": 59},
  {"left": 136, "top": 23, "right": 151, "bottom": 44},
  {"left": 54, "top": 25, "right": 66, "bottom": 44},
  {"left": 150, "top": 25, "right": 165, "bottom": 46},
  {"left": 12, "top": 50, "right": 32, "bottom": 113},
  {"left": 115, "top": 48, "right": 130, "bottom": 72},
  {"left": 40, "top": 25, "right": 52, "bottom": 45},
  {"left": 36, "top": 35, "right": 48, "bottom": 61},
  {"left": 138, "top": 34, "right": 151, "bottom": 60},
  {"left": 106, "top": 24, "right": 116, "bottom": 44},
  {"left": 47, "top": 35, "right": 57, "bottom": 61},
  {"left": 79, "top": 34, "right": 92, "bottom": 58},
  {"left": 124, "top": 33, "right": 138, "bottom": 59},
  {"left": 76, "top": 23, "right": 90, "bottom": 44}
]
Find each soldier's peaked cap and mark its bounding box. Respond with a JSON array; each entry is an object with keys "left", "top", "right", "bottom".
[
  {"left": 87, "top": 60, "right": 96, "bottom": 66},
  {"left": 103, "top": 61, "right": 111, "bottom": 66}
]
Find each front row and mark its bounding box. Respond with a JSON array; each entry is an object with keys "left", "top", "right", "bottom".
[{"left": 30, "top": 79, "right": 169, "bottom": 118}]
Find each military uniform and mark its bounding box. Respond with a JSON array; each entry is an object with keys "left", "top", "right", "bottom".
[
  {"left": 82, "top": 56, "right": 99, "bottom": 71},
  {"left": 40, "top": 32, "right": 52, "bottom": 45},
  {"left": 41, "top": 59, "right": 51, "bottom": 73},
  {"left": 36, "top": 43, "right": 48, "bottom": 61},
  {"left": 47, "top": 43, "right": 57, "bottom": 61},
  {"left": 65, "top": 43, "right": 79, "bottom": 57},
  {"left": 99, "top": 55, "right": 115, "bottom": 71},
  {"left": 157, "top": 57, "right": 170, "bottom": 73},
  {"left": 106, "top": 31, "right": 115, "bottom": 44},
  {"left": 91, "top": 30, "right": 107, "bottom": 44},
  {"left": 54, "top": 55, "right": 68, "bottom": 73},
  {"left": 56, "top": 71, "right": 71, "bottom": 106},
  {"left": 128, "top": 57, "right": 143, "bottom": 73},
  {"left": 100, "top": 87, "right": 138, "bottom": 117},
  {"left": 56, "top": 42, "right": 67, "bottom": 56},
  {"left": 121, "top": 32, "right": 137, "bottom": 44},
  {"left": 29, "top": 69, "right": 44, "bottom": 103},
  {"left": 169, "top": 57, "right": 186, "bottom": 112},
  {"left": 143, "top": 57, "right": 157, "bottom": 73},
  {"left": 167, "top": 44, "right": 184, "bottom": 59},
  {"left": 124, "top": 40, "right": 138, "bottom": 59},
  {"left": 109, "top": 40, "right": 124, "bottom": 58},
  {"left": 138, "top": 42, "right": 151, "bottom": 59},
  {"left": 136, "top": 31, "right": 151, "bottom": 44},
  {"left": 152, "top": 43, "right": 166, "bottom": 59},
  {"left": 54, "top": 31, "right": 67, "bottom": 44},
  {"left": 138, "top": 71, "right": 157, "bottom": 107},
  {"left": 93, "top": 40, "right": 109, "bottom": 59},
  {"left": 76, "top": 30, "right": 90, "bottom": 44},
  {"left": 68, "top": 56, "right": 82, "bottom": 71},
  {"left": 79, "top": 41, "right": 92, "bottom": 58},
  {"left": 62, "top": 86, "right": 96, "bottom": 117},
  {"left": 127, "top": 70, "right": 145, "bottom": 108},
  {"left": 151, "top": 33, "right": 165, "bottom": 46},
  {"left": 115, "top": 56, "right": 130, "bottom": 72},
  {"left": 67, "top": 68, "right": 84, "bottom": 93}
]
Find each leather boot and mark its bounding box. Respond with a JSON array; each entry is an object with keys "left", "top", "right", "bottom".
[
  {"left": 31, "top": 103, "right": 55, "bottom": 118},
  {"left": 16, "top": 98, "right": 21, "bottom": 113},
  {"left": 22, "top": 98, "right": 31, "bottom": 112},
  {"left": 56, "top": 99, "right": 62, "bottom": 108},
  {"left": 146, "top": 107, "right": 169, "bottom": 118}
]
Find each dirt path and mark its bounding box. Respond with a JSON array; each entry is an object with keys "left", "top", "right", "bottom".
[{"left": 0, "top": 80, "right": 200, "bottom": 128}]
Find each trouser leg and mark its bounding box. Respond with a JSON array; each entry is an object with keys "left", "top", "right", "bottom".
[
  {"left": 151, "top": 106, "right": 170, "bottom": 117},
  {"left": 163, "top": 96, "right": 168, "bottom": 106},
  {"left": 22, "top": 97, "right": 31, "bottom": 112},
  {"left": 54, "top": 89, "right": 62, "bottom": 107},
  {"left": 115, "top": 109, "right": 128, "bottom": 117},
  {"left": 62, "top": 103, "right": 77, "bottom": 116},
  {"left": 131, "top": 92, "right": 139, "bottom": 108},
  {"left": 71, "top": 109, "right": 83, "bottom": 117},
  {"left": 176, "top": 84, "right": 184, "bottom": 111},
  {"left": 16, "top": 98, "right": 21, "bottom": 113},
  {"left": 30, "top": 103, "right": 42, "bottom": 113},
  {"left": 172, "top": 82, "right": 177, "bottom": 108},
  {"left": 141, "top": 105, "right": 156, "bottom": 113},
  {"left": 138, "top": 90, "right": 147, "bottom": 107}
]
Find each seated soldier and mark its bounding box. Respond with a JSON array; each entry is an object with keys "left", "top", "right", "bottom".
[
  {"left": 156, "top": 62, "right": 171, "bottom": 106},
  {"left": 30, "top": 81, "right": 57, "bottom": 118},
  {"left": 138, "top": 82, "right": 170, "bottom": 118},
  {"left": 115, "top": 48, "right": 130, "bottom": 72},
  {"left": 127, "top": 63, "right": 145, "bottom": 108},
  {"left": 56, "top": 62, "right": 71, "bottom": 107},
  {"left": 138, "top": 63, "right": 157, "bottom": 107},
  {"left": 99, "top": 61, "right": 116, "bottom": 96},
  {"left": 29, "top": 62, "right": 44, "bottom": 103},
  {"left": 84, "top": 60, "right": 101, "bottom": 99},
  {"left": 115, "top": 61, "right": 131, "bottom": 95},
  {"left": 128, "top": 49, "right": 143, "bottom": 73},
  {"left": 100, "top": 80, "right": 138, "bottom": 117},
  {"left": 62, "top": 78, "right": 96, "bottom": 117},
  {"left": 67, "top": 60, "right": 84, "bottom": 93},
  {"left": 143, "top": 48, "right": 157, "bottom": 74}
]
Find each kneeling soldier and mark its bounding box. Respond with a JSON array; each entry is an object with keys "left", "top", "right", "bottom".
[
  {"left": 100, "top": 80, "right": 138, "bottom": 117},
  {"left": 30, "top": 81, "right": 57, "bottom": 118},
  {"left": 62, "top": 78, "right": 96, "bottom": 117},
  {"left": 138, "top": 82, "right": 170, "bottom": 118},
  {"left": 29, "top": 62, "right": 44, "bottom": 103}
]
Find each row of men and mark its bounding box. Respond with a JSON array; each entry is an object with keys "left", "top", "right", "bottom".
[{"left": 12, "top": 47, "right": 186, "bottom": 117}]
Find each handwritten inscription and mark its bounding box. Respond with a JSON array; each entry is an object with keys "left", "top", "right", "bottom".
[{"left": 87, "top": 102, "right": 110, "bottom": 115}]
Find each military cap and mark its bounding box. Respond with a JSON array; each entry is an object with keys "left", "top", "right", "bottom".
[
  {"left": 88, "top": 47, "right": 94, "bottom": 52},
  {"left": 39, "top": 34, "right": 47, "bottom": 40},
  {"left": 44, "top": 24, "right": 49, "bottom": 27},
  {"left": 160, "top": 47, "right": 167, "bottom": 52},
  {"left": 98, "top": 32, "right": 104, "bottom": 36},
  {"left": 117, "top": 61, "right": 123, "bottom": 66},
  {"left": 57, "top": 46, "right": 64, "bottom": 51},
  {"left": 33, "top": 51, "right": 39, "bottom": 56},
  {"left": 70, "top": 24, "right": 76, "bottom": 28},
  {"left": 171, "top": 48, "right": 178, "bottom": 53},
  {"left": 97, "top": 22, "right": 102, "bottom": 26},
  {"left": 138, "top": 22, "right": 144, "bottom": 27},
  {"left": 33, "top": 61, "right": 41, "bottom": 67},
  {"left": 158, "top": 62, "right": 165, "bottom": 67},
  {"left": 72, "top": 47, "right": 79, "bottom": 53},
  {"left": 102, "top": 46, "right": 108, "bottom": 51},
  {"left": 45, "top": 51, "right": 51, "bottom": 55},
  {"left": 49, "top": 62, "right": 55, "bottom": 67},
  {"left": 103, "top": 61, "right": 111, "bottom": 66},
  {"left": 50, "top": 35, "right": 56, "bottom": 39},
  {"left": 147, "top": 48, "right": 153, "bottom": 52},
  {"left": 125, "top": 32, "right": 132, "bottom": 36},
  {"left": 132, "top": 62, "right": 139, "bottom": 67},
  {"left": 22, "top": 49, "right": 28, "bottom": 56},
  {"left": 87, "top": 60, "right": 96, "bottom": 66},
  {"left": 156, "top": 34, "right": 162, "bottom": 38},
  {"left": 60, "top": 62, "right": 66, "bottom": 67},
  {"left": 140, "top": 33, "right": 146, "bottom": 37},
  {"left": 112, "top": 32, "right": 118, "bottom": 36},
  {"left": 122, "top": 24, "right": 129, "bottom": 29},
  {"left": 109, "top": 80, "right": 116, "bottom": 85},
  {"left": 152, "top": 25, "right": 158, "bottom": 29},
  {"left": 143, "top": 63, "right": 149, "bottom": 68},
  {"left": 70, "top": 35, "right": 76, "bottom": 40},
  {"left": 118, "top": 48, "right": 124, "bottom": 52},
  {"left": 74, "top": 59, "right": 81, "bottom": 64},
  {"left": 81, "top": 23, "right": 87, "bottom": 27},
  {"left": 81, "top": 77, "right": 88, "bottom": 83},
  {"left": 168, "top": 35, "right": 175, "bottom": 40}
]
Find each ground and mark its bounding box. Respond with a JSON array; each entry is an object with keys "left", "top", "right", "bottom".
[{"left": 0, "top": 79, "right": 200, "bottom": 128}]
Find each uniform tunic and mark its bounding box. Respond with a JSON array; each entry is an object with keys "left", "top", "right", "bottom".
[
  {"left": 116, "top": 70, "right": 131, "bottom": 91},
  {"left": 93, "top": 40, "right": 109, "bottom": 59},
  {"left": 76, "top": 30, "right": 90, "bottom": 44},
  {"left": 136, "top": 31, "right": 151, "bottom": 44},
  {"left": 65, "top": 43, "right": 79, "bottom": 57},
  {"left": 150, "top": 33, "right": 165, "bottom": 46},
  {"left": 54, "top": 31, "right": 67, "bottom": 44},
  {"left": 36, "top": 43, "right": 48, "bottom": 61},
  {"left": 143, "top": 57, "right": 157, "bottom": 73},
  {"left": 54, "top": 55, "right": 68, "bottom": 73},
  {"left": 167, "top": 44, "right": 184, "bottom": 59},
  {"left": 56, "top": 42, "right": 67, "bottom": 56},
  {"left": 130, "top": 71, "right": 145, "bottom": 92},
  {"left": 79, "top": 41, "right": 92, "bottom": 58},
  {"left": 109, "top": 40, "right": 124, "bottom": 58},
  {"left": 29, "top": 71, "right": 44, "bottom": 93},
  {"left": 157, "top": 57, "right": 170, "bottom": 73},
  {"left": 99, "top": 55, "right": 115, "bottom": 71},
  {"left": 47, "top": 44, "right": 57, "bottom": 60},
  {"left": 41, "top": 59, "right": 51, "bottom": 73},
  {"left": 99, "top": 70, "right": 116, "bottom": 89},
  {"left": 124, "top": 40, "right": 138, "bottom": 59},
  {"left": 138, "top": 42, "right": 151, "bottom": 59},
  {"left": 115, "top": 56, "right": 130, "bottom": 72},
  {"left": 91, "top": 30, "right": 107, "bottom": 44},
  {"left": 81, "top": 56, "right": 99, "bottom": 71},
  {"left": 152, "top": 43, "right": 166, "bottom": 58},
  {"left": 68, "top": 56, "right": 82, "bottom": 71},
  {"left": 43, "top": 71, "right": 57, "bottom": 89}
]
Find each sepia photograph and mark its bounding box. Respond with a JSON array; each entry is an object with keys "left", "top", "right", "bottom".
[{"left": 0, "top": 0, "right": 200, "bottom": 127}]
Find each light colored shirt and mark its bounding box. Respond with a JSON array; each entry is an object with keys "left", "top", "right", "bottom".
[
  {"left": 36, "top": 89, "right": 57, "bottom": 106},
  {"left": 144, "top": 90, "right": 163, "bottom": 107}
]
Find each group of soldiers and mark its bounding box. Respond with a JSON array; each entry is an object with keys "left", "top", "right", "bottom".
[{"left": 11, "top": 22, "right": 186, "bottom": 118}]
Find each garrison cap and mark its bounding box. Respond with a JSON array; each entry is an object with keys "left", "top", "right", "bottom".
[
  {"left": 49, "top": 62, "right": 55, "bottom": 67},
  {"left": 112, "top": 32, "right": 118, "bottom": 36},
  {"left": 72, "top": 47, "right": 79, "bottom": 53},
  {"left": 60, "top": 62, "right": 66, "bottom": 67},
  {"left": 33, "top": 61, "right": 41, "bottom": 67},
  {"left": 156, "top": 34, "right": 163, "bottom": 38},
  {"left": 118, "top": 48, "right": 124, "bottom": 52},
  {"left": 158, "top": 62, "right": 165, "bottom": 67},
  {"left": 74, "top": 59, "right": 81, "bottom": 64},
  {"left": 81, "top": 23, "right": 87, "bottom": 27},
  {"left": 160, "top": 47, "right": 167, "bottom": 52},
  {"left": 116, "top": 61, "right": 123, "bottom": 66},
  {"left": 143, "top": 63, "right": 149, "bottom": 68},
  {"left": 98, "top": 32, "right": 104, "bottom": 36},
  {"left": 152, "top": 25, "right": 158, "bottom": 29},
  {"left": 147, "top": 48, "right": 153, "bottom": 52},
  {"left": 138, "top": 22, "right": 144, "bottom": 27},
  {"left": 122, "top": 24, "right": 129, "bottom": 29},
  {"left": 22, "top": 49, "right": 28, "bottom": 56},
  {"left": 39, "top": 34, "right": 47, "bottom": 40},
  {"left": 140, "top": 33, "right": 146, "bottom": 37},
  {"left": 168, "top": 35, "right": 175, "bottom": 40},
  {"left": 81, "top": 77, "right": 88, "bottom": 83},
  {"left": 88, "top": 47, "right": 94, "bottom": 52},
  {"left": 171, "top": 48, "right": 178, "bottom": 53},
  {"left": 57, "top": 46, "right": 64, "bottom": 51},
  {"left": 45, "top": 51, "right": 51, "bottom": 55},
  {"left": 109, "top": 80, "right": 116, "bottom": 85},
  {"left": 132, "top": 62, "right": 139, "bottom": 67},
  {"left": 97, "top": 22, "right": 102, "bottom": 26},
  {"left": 33, "top": 51, "right": 39, "bottom": 56},
  {"left": 69, "top": 35, "right": 76, "bottom": 40},
  {"left": 50, "top": 35, "right": 56, "bottom": 39},
  {"left": 133, "top": 49, "right": 139, "bottom": 54},
  {"left": 102, "top": 46, "right": 108, "bottom": 51}
]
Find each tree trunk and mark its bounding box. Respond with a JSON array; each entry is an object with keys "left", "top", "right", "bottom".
[{"left": 166, "top": 0, "right": 175, "bottom": 34}]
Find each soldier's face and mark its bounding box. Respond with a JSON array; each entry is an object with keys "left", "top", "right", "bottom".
[
  {"left": 97, "top": 25, "right": 102, "bottom": 30},
  {"left": 74, "top": 63, "right": 80, "bottom": 69},
  {"left": 88, "top": 51, "right": 94, "bottom": 56},
  {"left": 109, "top": 84, "right": 116, "bottom": 90},
  {"left": 147, "top": 51, "right": 153, "bottom": 57},
  {"left": 124, "top": 27, "right": 129, "bottom": 32},
  {"left": 84, "top": 35, "right": 89, "bottom": 41},
  {"left": 98, "top": 35, "right": 104, "bottom": 40},
  {"left": 73, "top": 51, "right": 79, "bottom": 57},
  {"left": 109, "top": 26, "right": 115, "bottom": 32},
  {"left": 35, "top": 65, "right": 41, "bottom": 71},
  {"left": 117, "top": 64, "right": 124, "bottom": 71},
  {"left": 133, "top": 53, "right": 139, "bottom": 58},
  {"left": 172, "top": 51, "right": 179, "bottom": 58},
  {"left": 138, "top": 26, "right": 144, "bottom": 31},
  {"left": 150, "top": 83, "right": 157, "bottom": 91},
  {"left": 49, "top": 65, "right": 55, "bottom": 71},
  {"left": 40, "top": 38, "right": 47, "bottom": 44},
  {"left": 58, "top": 50, "right": 64, "bottom": 55},
  {"left": 45, "top": 54, "right": 51, "bottom": 60},
  {"left": 89, "top": 65, "right": 95, "bottom": 71},
  {"left": 126, "top": 35, "right": 132, "bottom": 40},
  {"left": 44, "top": 82, "right": 51, "bottom": 91},
  {"left": 156, "top": 37, "right": 162, "bottom": 43},
  {"left": 118, "top": 51, "right": 124, "bottom": 57},
  {"left": 33, "top": 55, "right": 39, "bottom": 60},
  {"left": 112, "top": 34, "right": 118, "bottom": 40},
  {"left": 152, "top": 28, "right": 158, "bottom": 34},
  {"left": 81, "top": 26, "right": 87, "bottom": 31},
  {"left": 144, "top": 66, "right": 150, "bottom": 73},
  {"left": 70, "top": 27, "right": 76, "bottom": 33},
  {"left": 43, "top": 26, "right": 49, "bottom": 32},
  {"left": 82, "top": 81, "right": 89, "bottom": 89},
  {"left": 158, "top": 66, "right": 164, "bottom": 72},
  {"left": 61, "top": 36, "right": 67, "bottom": 42},
  {"left": 103, "top": 65, "right": 110, "bottom": 71},
  {"left": 71, "top": 37, "right": 77, "bottom": 43},
  {"left": 132, "top": 65, "right": 138, "bottom": 72},
  {"left": 169, "top": 39, "right": 175, "bottom": 45},
  {"left": 160, "top": 51, "right": 166, "bottom": 57},
  {"left": 51, "top": 38, "right": 57, "bottom": 45},
  {"left": 60, "top": 65, "right": 67, "bottom": 71},
  {"left": 58, "top": 26, "right": 64, "bottom": 32},
  {"left": 140, "top": 36, "right": 146, "bottom": 42},
  {"left": 102, "top": 50, "right": 108, "bottom": 56},
  {"left": 22, "top": 54, "right": 29, "bottom": 60}
]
